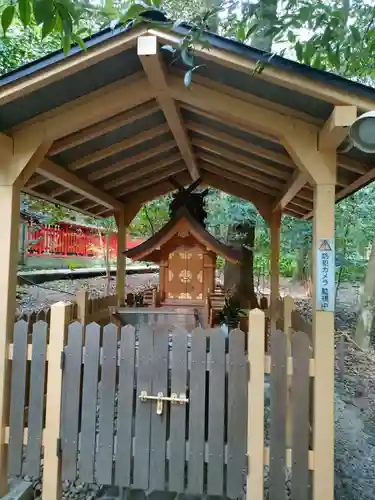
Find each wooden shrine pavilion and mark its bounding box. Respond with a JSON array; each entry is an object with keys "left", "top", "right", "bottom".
[
  {"left": 0, "top": 9, "right": 375, "bottom": 500},
  {"left": 126, "top": 206, "right": 241, "bottom": 305}
]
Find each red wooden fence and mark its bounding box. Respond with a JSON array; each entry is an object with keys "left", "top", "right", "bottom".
[{"left": 25, "top": 222, "right": 142, "bottom": 259}]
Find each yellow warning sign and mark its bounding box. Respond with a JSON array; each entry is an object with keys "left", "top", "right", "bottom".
[{"left": 319, "top": 239, "right": 332, "bottom": 252}]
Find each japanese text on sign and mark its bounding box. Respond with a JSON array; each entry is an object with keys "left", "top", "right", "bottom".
[{"left": 316, "top": 238, "right": 335, "bottom": 312}]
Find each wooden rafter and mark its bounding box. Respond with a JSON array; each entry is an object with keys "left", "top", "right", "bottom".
[
  {"left": 13, "top": 74, "right": 152, "bottom": 142},
  {"left": 70, "top": 123, "right": 170, "bottom": 171},
  {"left": 23, "top": 188, "right": 98, "bottom": 218},
  {"left": 201, "top": 171, "right": 273, "bottom": 221},
  {"left": 319, "top": 106, "right": 357, "bottom": 150},
  {"left": 137, "top": 35, "right": 199, "bottom": 181},
  {"left": 68, "top": 194, "right": 86, "bottom": 204},
  {"left": 0, "top": 26, "right": 147, "bottom": 107},
  {"left": 201, "top": 162, "right": 277, "bottom": 197},
  {"left": 198, "top": 153, "right": 285, "bottom": 190},
  {"left": 114, "top": 163, "right": 187, "bottom": 198},
  {"left": 189, "top": 122, "right": 294, "bottom": 168},
  {"left": 184, "top": 103, "right": 369, "bottom": 175},
  {"left": 88, "top": 140, "right": 176, "bottom": 182},
  {"left": 50, "top": 186, "right": 69, "bottom": 198},
  {"left": 273, "top": 171, "right": 307, "bottom": 212},
  {"left": 193, "top": 139, "right": 291, "bottom": 180},
  {"left": 151, "top": 27, "right": 375, "bottom": 112},
  {"left": 104, "top": 153, "right": 181, "bottom": 190},
  {"left": 49, "top": 100, "right": 159, "bottom": 156},
  {"left": 187, "top": 72, "right": 323, "bottom": 126},
  {"left": 168, "top": 73, "right": 311, "bottom": 139},
  {"left": 37, "top": 159, "right": 123, "bottom": 210}
]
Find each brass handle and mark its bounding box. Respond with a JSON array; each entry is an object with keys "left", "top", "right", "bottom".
[{"left": 139, "top": 390, "right": 189, "bottom": 415}]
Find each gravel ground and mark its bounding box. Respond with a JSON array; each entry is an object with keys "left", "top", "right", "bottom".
[
  {"left": 17, "top": 275, "right": 375, "bottom": 499},
  {"left": 16, "top": 274, "right": 159, "bottom": 315}
]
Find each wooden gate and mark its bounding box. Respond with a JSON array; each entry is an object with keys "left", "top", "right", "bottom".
[{"left": 59, "top": 323, "right": 247, "bottom": 496}]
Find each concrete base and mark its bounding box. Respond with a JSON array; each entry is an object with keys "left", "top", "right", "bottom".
[{"left": 2, "top": 480, "right": 33, "bottom": 500}]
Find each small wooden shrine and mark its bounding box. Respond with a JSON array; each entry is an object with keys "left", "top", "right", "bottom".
[{"left": 126, "top": 183, "right": 241, "bottom": 305}]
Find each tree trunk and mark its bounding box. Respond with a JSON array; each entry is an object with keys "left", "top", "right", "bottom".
[{"left": 354, "top": 232, "right": 375, "bottom": 348}]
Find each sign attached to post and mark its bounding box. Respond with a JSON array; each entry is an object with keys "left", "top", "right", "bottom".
[{"left": 316, "top": 238, "right": 335, "bottom": 312}]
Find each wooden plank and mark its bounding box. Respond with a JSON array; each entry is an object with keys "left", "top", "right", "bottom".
[
  {"left": 24, "top": 321, "right": 47, "bottom": 478},
  {"left": 133, "top": 325, "right": 153, "bottom": 490},
  {"left": 61, "top": 322, "right": 83, "bottom": 481},
  {"left": 207, "top": 328, "right": 226, "bottom": 496},
  {"left": 79, "top": 323, "right": 100, "bottom": 483},
  {"left": 168, "top": 329, "right": 188, "bottom": 493},
  {"left": 187, "top": 333, "right": 207, "bottom": 494},
  {"left": 8, "top": 321, "right": 28, "bottom": 476},
  {"left": 227, "top": 328, "right": 246, "bottom": 499},
  {"left": 291, "top": 332, "right": 311, "bottom": 500},
  {"left": 97, "top": 324, "right": 117, "bottom": 485},
  {"left": 115, "top": 325, "right": 136, "bottom": 486},
  {"left": 149, "top": 326, "right": 169, "bottom": 491},
  {"left": 269, "top": 330, "right": 287, "bottom": 500},
  {"left": 247, "top": 309, "right": 266, "bottom": 499}
]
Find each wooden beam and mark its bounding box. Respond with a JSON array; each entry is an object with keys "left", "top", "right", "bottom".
[
  {"left": 50, "top": 186, "right": 69, "bottom": 198},
  {"left": 67, "top": 194, "right": 86, "bottom": 205},
  {"left": 88, "top": 140, "right": 176, "bottom": 182},
  {"left": 273, "top": 171, "right": 307, "bottom": 212},
  {"left": 319, "top": 106, "right": 357, "bottom": 150},
  {"left": 23, "top": 187, "right": 101, "bottom": 217},
  {"left": 151, "top": 28, "right": 375, "bottom": 112},
  {"left": 0, "top": 27, "right": 147, "bottom": 106},
  {"left": 13, "top": 74, "right": 152, "bottom": 142},
  {"left": 104, "top": 153, "right": 181, "bottom": 190},
  {"left": 49, "top": 100, "right": 159, "bottom": 156},
  {"left": 185, "top": 103, "right": 371, "bottom": 175},
  {"left": 138, "top": 35, "right": 199, "bottom": 181},
  {"left": 198, "top": 153, "right": 284, "bottom": 190},
  {"left": 201, "top": 171, "right": 272, "bottom": 221},
  {"left": 187, "top": 71, "right": 322, "bottom": 126},
  {"left": 193, "top": 139, "right": 290, "bottom": 180},
  {"left": 36, "top": 159, "right": 124, "bottom": 210},
  {"left": 70, "top": 123, "right": 170, "bottom": 171},
  {"left": 130, "top": 173, "right": 192, "bottom": 206},
  {"left": 201, "top": 162, "right": 277, "bottom": 197},
  {"left": 114, "top": 163, "right": 187, "bottom": 198},
  {"left": 188, "top": 121, "right": 294, "bottom": 168},
  {"left": 168, "top": 73, "right": 314, "bottom": 139}
]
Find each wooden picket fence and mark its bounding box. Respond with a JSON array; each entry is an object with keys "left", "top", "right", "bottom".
[{"left": 4, "top": 301, "right": 321, "bottom": 500}]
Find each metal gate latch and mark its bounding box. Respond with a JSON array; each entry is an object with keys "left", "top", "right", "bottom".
[{"left": 139, "top": 391, "right": 189, "bottom": 415}]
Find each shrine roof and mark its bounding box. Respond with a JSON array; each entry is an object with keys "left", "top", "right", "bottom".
[{"left": 126, "top": 208, "right": 242, "bottom": 263}]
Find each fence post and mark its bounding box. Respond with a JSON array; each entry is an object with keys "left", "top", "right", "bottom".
[
  {"left": 247, "top": 308, "right": 265, "bottom": 500},
  {"left": 43, "top": 302, "right": 70, "bottom": 500},
  {"left": 284, "top": 296, "right": 293, "bottom": 446},
  {"left": 76, "top": 289, "right": 88, "bottom": 325}
]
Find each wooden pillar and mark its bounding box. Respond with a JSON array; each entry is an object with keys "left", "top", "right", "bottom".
[
  {"left": 115, "top": 211, "right": 126, "bottom": 306},
  {"left": 270, "top": 210, "right": 281, "bottom": 330},
  {"left": 312, "top": 182, "right": 335, "bottom": 500},
  {"left": 0, "top": 184, "right": 22, "bottom": 494}
]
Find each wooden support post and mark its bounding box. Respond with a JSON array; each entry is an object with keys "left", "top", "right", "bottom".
[
  {"left": 312, "top": 182, "right": 335, "bottom": 500},
  {"left": 284, "top": 295, "right": 294, "bottom": 447},
  {"left": 76, "top": 289, "right": 89, "bottom": 325},
  {"left": 43, "top": 302, "right": 70, "bottom": 500},
  {"left": 115, "top": 211, "right": 126, "bottom": 306},
  {"left": 0, "top": 184, "right": 22, "bottom": 494},
  {"left": 270, "top": 210, "right": 281, "bottom": 331},
  {"left": 247, "top": 309, "right": 265, "bottom": 500}
]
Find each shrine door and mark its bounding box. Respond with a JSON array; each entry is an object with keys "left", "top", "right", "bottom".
[{"left": 167, "top": 246, "right": 204, "bottom": 301}]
